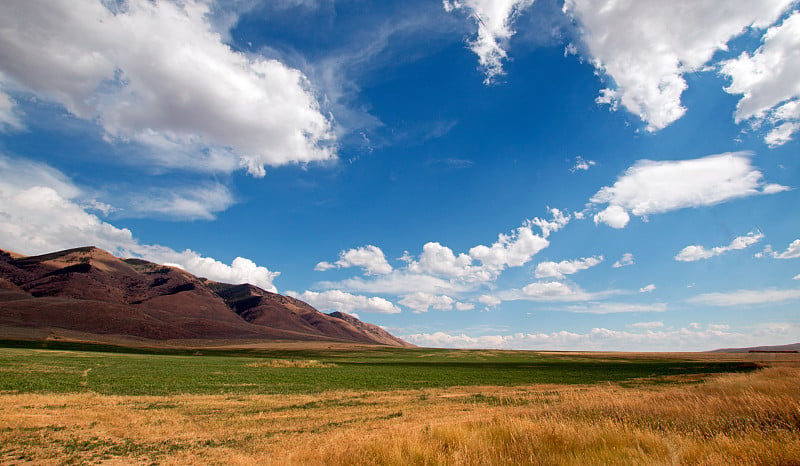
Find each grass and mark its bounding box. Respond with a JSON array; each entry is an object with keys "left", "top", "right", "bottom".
[
  {"left": 0, "top": 346, "right": 759, "bottom": 395},
  {"left": 0, "top": 343, "right": 798, "bottom": 464}
]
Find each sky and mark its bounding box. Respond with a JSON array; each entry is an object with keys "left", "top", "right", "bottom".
[{"left": 0, "top": 0, "right": 798, "bottom": 351}]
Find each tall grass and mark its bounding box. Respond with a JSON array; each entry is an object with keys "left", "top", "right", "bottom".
[
  {"left": 1, "top": 364, "right": 797, "bottom": 464},
  {"left": 291, "top": 367, "right": 800, "bottom": 465}
]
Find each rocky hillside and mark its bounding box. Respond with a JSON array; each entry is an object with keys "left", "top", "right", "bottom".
[{"left": 0, "top": 246, "right": 412, "bottom": 346}]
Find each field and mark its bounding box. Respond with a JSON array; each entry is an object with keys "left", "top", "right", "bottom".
[{"left": 1, "top": 341, "right": 799, "bottom": 464}]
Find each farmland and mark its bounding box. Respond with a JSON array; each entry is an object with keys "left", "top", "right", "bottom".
[{"left": 1, "top": 343, "right": 798, "bottom": 464}]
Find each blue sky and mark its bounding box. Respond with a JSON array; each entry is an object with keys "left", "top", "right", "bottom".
[{"left": 0, "top": 0, "right": 798, "bottom": 350}]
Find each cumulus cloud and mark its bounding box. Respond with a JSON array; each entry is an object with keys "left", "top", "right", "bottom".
[
  {"left": 443, "top": 0, "right": 535, "bottom": 84},
  {"left": 535, "top": 256, "right": 603, "bottom": 279},
  {"left": 774, "top": 239, "right": 800, "bottom": 259},
  {"left": 593, "top": 205, "right": 630, "bottom": 229},
  {"left": 721, "top": 12, "right": 800, "bottom": 146},
  {"left": 516, "top": 281, "right": 594, "bottom": 302},
  {"left": 688, "top": 288, "right": 800, "bottom": 307},
  {"left": 639, "top": 284, "right": 656, "bottom": 293},
  {"left": 529, "top": 208, "right": 571, "bottom": 239},
  {"left": 612, "top": 253, "right": 635, "bottom": 268},
  {"left": 468, "top": 221, "right": 550, "bottom": 274},
  {"left": 287, "top": 290, "right": 401, "bottom": 314},
  {"left": 570, "top": 156, "right": 596, "bottom": 172},
  {"left": 675, "top": 231, "right": 764, "bottom": 262},
  {"left": 591, "top": 152, "right": 788, "bottom": 228},
  {"left": 401, "top": 322, "right": 798, "bottom": 351},
  {"left": 152, "top": 248, "right": 280, "bottom": 292},
  {"left": 317, "top": 270, "right": 471, "bottom": 296},
  {"left": 0, "top": 0, "right": 335, "bottom": 176},
  {"left": 314, "top": 261, "right": 336, "bottom": 272},
  {"left": 407, "top": 242, "right": 490, "bottom": 281},
  {"left": 478, "top": 294, "right": 502, "bottom": 308},
  {"left": 564, "top": 0, "right": 792, "bottom": 131},
  {"left": 317, "top": 245, "right": 393, "bottom": 275},
  {"left": 399, "top": 292, "right": 457, "bottom": 313},
  {"left": 318, "top": 209, "right": 566, "bottom": 297},
  {"left": 455, "top": 302, "right": 476, "bottom": 311},
  {"left": 0, "top": 155, "right": 280, "bottom": 291}
]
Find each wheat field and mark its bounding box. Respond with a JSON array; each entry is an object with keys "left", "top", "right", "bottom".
[{"left": 1, "top": 360, "right": 798, "bottom": 465}]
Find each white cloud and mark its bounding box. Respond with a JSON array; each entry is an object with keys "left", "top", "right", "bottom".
[
  {"left": 0, "top": 85, "right": 22, "bottom": 131},
  {"left": 707, "top": 323, "right": 731, "bottom": 332},
  {"left": 755, "top": 245, "right": 775, "bottom": 259},
  {"left": 407, "top": 242, "right": 490, "bottom": 281},
  {"left": 318, "top": 245, "right": 393, "bottom": 275},
  {"left": 765, "top": 121, "right": 800, "bottom": 147},
  {"left": 675, "top": 231, "right": 765, "bottom": 262},
  {"left": 314, "top": 261, "right": 336, "bottom": 272},
  {"left": 287, "top": 290, "right": 401, "bottom": 314},
  {"left": 535, "top": 256, "right": 603, "bottom": 279},
  {"left": 688, "top": 288, "right": 800, "bottom": 307},
  {"left": 443, "top": 0, "right": 535, "bottom": 84},
  {"left": 402, "top": 322, "right": 798, "bottom": 351},
  {"left": 721, "top": 12, "right": 800, "bottom": 146},
  {"left": 628, "top": 321, "right": 664, "bottom": 329},
  {"left": 318, "top": 210, "right": 564, "bottom": 296},
  {"left": 565, "top": 302, "right": 666, "bottom": 314},
  {"left": 529, "top": 208, "right": 570, "bottom": 239},
  {"left": 639, "top": 284, "right": 656, "bottom": 293},
  {"left": 499, "top": 281, "right": 621, "bottom": 304},
  {"left": 125, "top": 184, "right": 236, "bottom": 221},
  {"left": 521, "top": 281, "right": 575, "bottom": 298},
  {"left": 0, "top": 155, "right": 280, "bottom": 291},
  {"left": 570, "top": 156, "right": 596, "bottom": 172},
  {"left": 774, "top": 239, "right": 800, "bottom": 259},
  {"left": 564, "top": 0, "right": 793, "bottom": 131},
  {"left": 317, "top": 270, "right": 471, "bottom": 296},
  {"left": 593, "top": 205, "right": 630, "bottom": 229},
  {"left": 399, "top": 292, "right": 456, "bottom": 313},
  {"left": 591, "top": 152, "right": 787, "bottom": 228},
  {"left": 0, "top": 0, "right": 335, "bottom": 176},
  {"left": 478, "top": 294, "right": 502, "bottom": 308},
  {"left": 151, "top": 248, "right": 280, "bottom": 292},
  {"left": 515, "top": 281, "right": 602, "bottom": 302},
  {"left": 794, "top": 274, "right": 800, "bottom": 280},
  {"left": 455, "top": 302, "right": 476, "bottom": 311},
  {"left": 612, "top": 253, "right": 634, "bottom": 268},
  {"left": 469, "top": 221, "right": 550, "bottom": 273}
]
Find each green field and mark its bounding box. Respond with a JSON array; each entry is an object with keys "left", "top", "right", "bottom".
[
  {"left": 0, "top": 342, "right": 758, "bottom": 395},
  {"left": 2, "top": 342, "right": 798, "bottom": 464}
]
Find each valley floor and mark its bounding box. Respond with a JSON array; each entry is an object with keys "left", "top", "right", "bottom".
[{"left": 0, "top": 348, "right": 798, "bottom": 464}]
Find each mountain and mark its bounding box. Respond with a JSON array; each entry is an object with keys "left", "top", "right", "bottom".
[
  {"left": 0, "top": 246, "right": 412, "bottom": 347},
  {"left": 711, "top": 343, "right": 800, "bottom": 353}
]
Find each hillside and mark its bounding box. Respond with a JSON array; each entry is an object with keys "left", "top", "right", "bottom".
[
  {"left": 0, "top": 246, "right": 412, "bottom": 347},
  {"left": 711, "top": 343, "right": 800, "bottom": 353}
]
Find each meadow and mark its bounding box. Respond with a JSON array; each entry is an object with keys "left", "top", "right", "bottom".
[{"left": 1, "top": 342, "right": 798, "bottom": 464}]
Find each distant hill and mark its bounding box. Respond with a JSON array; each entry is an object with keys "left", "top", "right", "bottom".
[
  {"left": 0, "top": 246, "right": 412, "bottom": 347},
  {"left": 711, "top": 343, "right": 800, "bottom": 353}
]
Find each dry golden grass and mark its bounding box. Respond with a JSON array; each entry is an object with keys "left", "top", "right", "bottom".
[{"left": 1, "top": 367, "right": 798, "bottom": 465}]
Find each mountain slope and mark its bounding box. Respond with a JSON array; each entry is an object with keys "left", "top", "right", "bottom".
[
  {"left": 0, "top": 246, "right": 412, "bottom": 347},
  {"left": 711, "top": 343, "right": 800, "bottom": 353}
]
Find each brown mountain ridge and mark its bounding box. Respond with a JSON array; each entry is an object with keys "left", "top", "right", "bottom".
[{"left": 0, "top": 246, "right": 411, "bottom": 347}]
